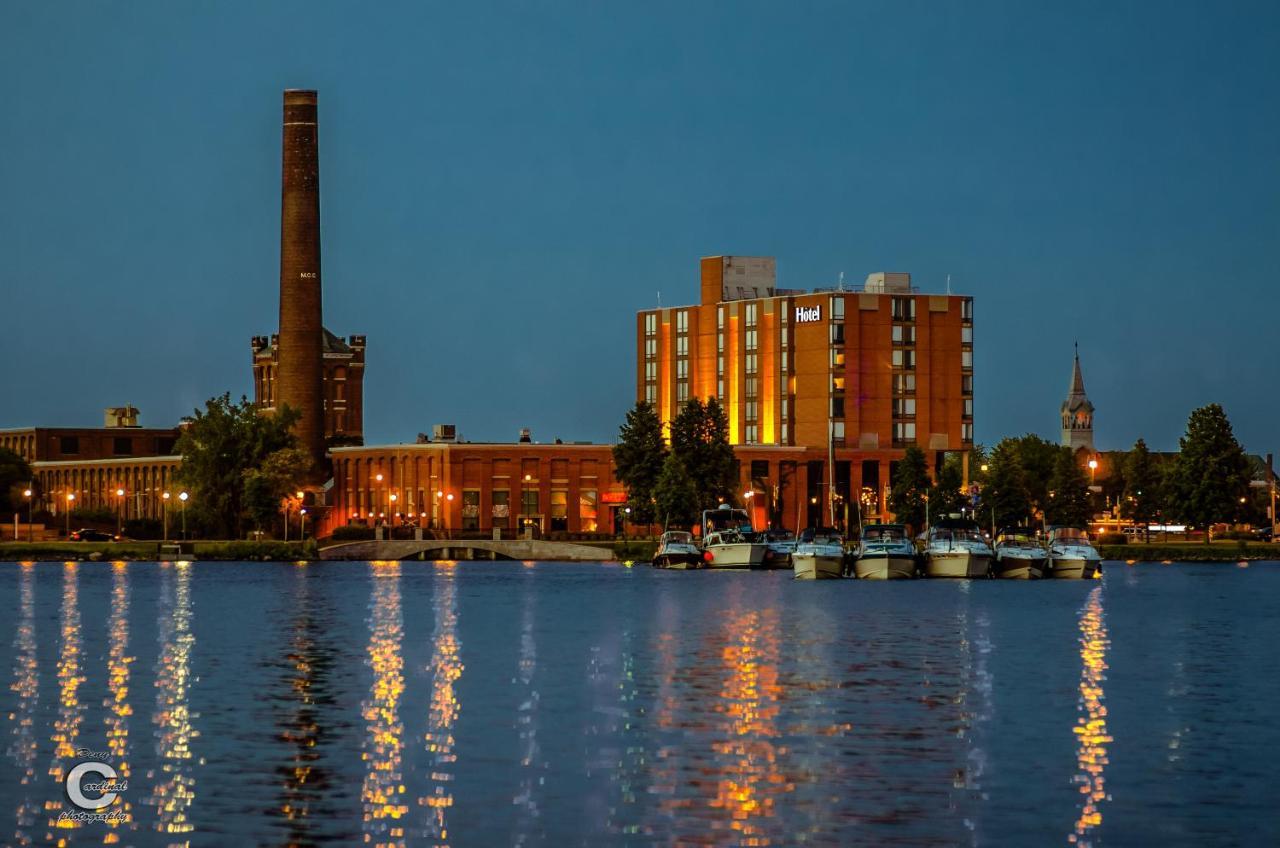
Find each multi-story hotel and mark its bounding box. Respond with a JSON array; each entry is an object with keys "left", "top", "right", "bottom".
[{"left": 637, "top": 255, "right": 974, "bottom": 527}]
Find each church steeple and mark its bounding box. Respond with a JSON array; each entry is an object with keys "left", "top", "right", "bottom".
[{"left": 1061, "top": 343, "right": 1095, "bottom": 453}]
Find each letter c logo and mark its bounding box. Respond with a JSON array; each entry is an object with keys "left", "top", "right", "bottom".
[{"left": 66, "top": 762, "right": 119, "bottom": 810}]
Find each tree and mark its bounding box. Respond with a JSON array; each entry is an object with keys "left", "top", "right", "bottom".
[
  {"left": 653, "top": 454, "right": 699, "bottom": 530},
  {"left": 612, "top": 402, "right": 667, "bottom": 526},
  {"left": 0, "top": 447, "right": 32, "bottom": 514},
  {"left": 243, "top": 446, "right": 314, "bottom": 533},
  {"left": 1003, "top": 434, "right": 1060, "bottom": 513},
  {"left": 985, "top": 441, "right": 1032, "bottom": 530},
  {"left": 1046, "top": 447, "right": 1091, "bottom": 528},
  {"left": 670, "top": 398, "right": 738, "bottom": 513},
  {"left": 1122, "top": 438, "right": 1159, "bottom": 540},
  {"left": 888, "top": 446, "right": 930, "bottom": 533},
  {"left": 174, "top": 394, "right": 308, "bottom": 538},
  {"left": 929, "top": 455, "right": 965, "bottom": 518},
  {"left": 1165, "top": 403, "right": 1251, "bottom": 539}
]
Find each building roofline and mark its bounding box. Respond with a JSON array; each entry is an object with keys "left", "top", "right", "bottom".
[
  {"left": 33, "top": 455, "right": 183, "bottom": 468},
  {"left": 331, "top": 441, "right": 613, "bottom": 453}
]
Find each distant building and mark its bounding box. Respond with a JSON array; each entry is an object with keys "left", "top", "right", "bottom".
[{"left": 1060, "top": 345, "right": 1095, "bottom": 455}]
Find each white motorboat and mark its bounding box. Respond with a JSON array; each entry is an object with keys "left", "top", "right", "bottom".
[
  {"left": 993, "top": 528, "right": 1047, "bottom": 579},
  {"left": 924, "top": 520, "right": 993, "bottom": 578},
  {"left": 652, "top": 530, "right": 703, "bottom": 569},
  {"left": 700, "top": 506, "right": 767, "bottom": 569},
  {"left": 854, "top": 523, "right": 917, "bottom": 579},
  {"left": 792, "top": 527, "right": 847, "bottom": 580},
  {"left": 1046, "top": 526, "right": 1102, "bottom": 579},
  {"left": 760, "top": 528, "right": 797, "bottom": 569}
]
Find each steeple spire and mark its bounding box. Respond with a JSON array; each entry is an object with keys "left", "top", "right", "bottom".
[
  {"left": 1061, "top": 344, "right": 1095, "bottom": 452},
  {"left": 1069, "top": 341, "right": 1086, "bottom": 398}
]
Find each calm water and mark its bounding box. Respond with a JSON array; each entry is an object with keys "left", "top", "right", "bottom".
[{"left": 2, "top": 560, "right": 1279, "bottom": 847}]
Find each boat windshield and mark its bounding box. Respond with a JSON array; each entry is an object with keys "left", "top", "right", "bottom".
[
  {"left": 1052, "top": 528, "right": 1091, "bottom": 544},
  {"left": 764, "top": 529, "right": 795, "bottom": 542},
  {"left": 661, "top": 531, "right": 694, "bottom": 545},
  {"left": 799, "top": 527, "right": 842, "bottom": 545},
  {"left": 703, "top": 508, "right": 753, "bottom": 534},
  {"left": 997, "top": 530, "right": 1038, "bottom": 546},
  {"left": 932, "top": 527, "right": 985, "bottom": 544},
  {"left": 863, "top": 526, "right": 906, "bottom": 542}
]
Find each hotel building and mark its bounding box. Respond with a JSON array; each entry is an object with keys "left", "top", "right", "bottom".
[{"left": 637, "top": 256, "right": 975, "bottom": 527}]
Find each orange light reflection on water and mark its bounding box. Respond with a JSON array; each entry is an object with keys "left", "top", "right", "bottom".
[
  {"left": 361, "top": 561, "right": 407, "bottom": 847},
  {"left": 1070, "top": 586, "right": 1111, "bottom": 845}
]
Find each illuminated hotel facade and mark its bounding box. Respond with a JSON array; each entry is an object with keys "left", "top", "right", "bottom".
[{"left": 638, "top": 256, "right": 975, "bottom": 527}]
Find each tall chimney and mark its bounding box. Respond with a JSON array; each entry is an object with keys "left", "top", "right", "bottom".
[{"left": 278, "top": 89, "right": 326, "bottom": 472}]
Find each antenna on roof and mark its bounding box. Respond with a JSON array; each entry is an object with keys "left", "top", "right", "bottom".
[
  {"left": 946, "top": 274, "right": 952, "bottom": 295},
  {"left": 837, "top": 272, "right": 845, "bottom": 291},
  {"left": 657, "top": 290, "right": 662, "bottom": 308}
]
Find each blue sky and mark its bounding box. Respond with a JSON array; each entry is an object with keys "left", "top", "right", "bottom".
[{"left": 2, "top": 1, "right": 1277, "bottom": 452}]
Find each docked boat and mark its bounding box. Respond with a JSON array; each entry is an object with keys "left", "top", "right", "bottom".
[
  {"left": 853, "top": 523, "right": 917, "bottom": 579},
  {"left": 924, "top": 519, "right": 993, "bottom": 578},
  {"left": 652, "top": 530, "right": 702, "bottom": 569},
  {"left": 760, "top": 528, "right": 797, "bottom": 569},
  {"left": 1046, "top": 526, "right": 1102, "bottom": 579},
  {"left": 993, "top": 528, "right": 1048, "bottom": 579},
  {"left": 700, "top": 506, "right": 768, "bottom": 569},
  {"left": 792, "top": 527, "right": 847, "bottom": 580}
]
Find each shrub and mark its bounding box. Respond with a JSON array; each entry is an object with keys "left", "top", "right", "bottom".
[
  {"left": 1096, "top": 532, "right": 1127, "bottom": 545},
  {"left": 331, "top": 525, "right": 375, "bottom": 541}
]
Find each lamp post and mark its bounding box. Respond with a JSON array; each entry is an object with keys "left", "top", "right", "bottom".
[
  {"left": 300, "top": 507, "right": 307, "bottom": 540},
  {"left": 115, "top": 488, "right": 125, "bottom": 538},
  {"left": 23, "top": 487, "right": 33, "bottom": 542},
  {"left": 179, "top": 491, "right": 188, "bottom": 540},
  {"left": 163, "top": 491, "right": 170, "bottom": 541}
]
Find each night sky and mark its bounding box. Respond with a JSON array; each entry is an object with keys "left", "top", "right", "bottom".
[{"left": 2, "top": 1, "right": 1276, "bottom": 453}]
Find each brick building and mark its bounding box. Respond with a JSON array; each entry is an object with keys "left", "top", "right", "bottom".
[{"left": 252, "top": 329, "right": 366, "bottom": 445}]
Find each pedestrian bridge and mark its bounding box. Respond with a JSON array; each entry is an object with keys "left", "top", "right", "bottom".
[{"left": 318, "top": 538, "right": 617, "bottom": 562}]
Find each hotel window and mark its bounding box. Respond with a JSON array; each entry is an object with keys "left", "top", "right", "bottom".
[
  {"left": 492, "top": 490, "right": 510, "bottom": 529},
  {"left": 962, "top": 374, "right": 973, "bottom": 395},
  {"left": 832, "top": 421, "right": 845, "bottom": 442},
  {"left": 461, "top": 490, "right": 480, "bottom": 530},
  {"left": 645, "top": 338, "right": 657, "bottom": 357},
  {"left": 645, "top": 313, "right": 657, "bottom": 335},
  {"left": 831, "top": 296, "right": 845, "bottom": 320},
  {"left": 830, "top": 323, "right": 844, "bottom": 346},
  {"left": 745, "top": 424, "right": 758, "bottom": 444},
  {"left": 744, "top": 377, "right": 758, "bottom": 397},
  {"left": 579, "top": 490, "right": 598, "bottom": 532},
  {"left": 962, "top": 298, "right": 974, "bottom": 322},
  {"left": 677, "top": 335, "right": 688, "bottom": 356},
  {"left": 781, "top": 351, "right": 788, "bottom": 372},
  {"left": 894, "top": 421, "right": 916, "bottom": 443},
  {"left": 831, "top": 349, "right": 845, "bottom": 368},
  {"left": 745, "top": 401, "right": 758, "bottom": 420},
  {"left": 745, "top": 303, "right": 758, "bottom": 327},
  {"left": 677, "top": 359, "right": 688, "bottom": 380},
  {"left": 893, "top": 373, "right": 916, "bottom": 394},
  {"left": 745, "top": 329, "right": 758, "bottom": 351},
  {"left": 645, "top": 385, "right": 656, "bottom": 405},
  {"left": 676, "top": 310, "right": 688, "bottom": 333},
  {"left": 717, "top": 379, "right": 725, "bottom": 398},
  {"left": 781, "top": 397, "right": 789, "bottom": 418},
  {"left": 893, "top": 398, "right": 916, "bottom": 417},
  {"left": 781, "top": 422, "right": 790, "bottom": 443},
  {"left": 892, "top": 324, "right": 915, "bottom": 344},
  {"left": 521, "top": 488, "right": 539, "bottom": 517},
  {"left": 892, "top": 349, "right": 915, "bottom": 370},
  {"left": 962, "top": 350, "right": 973, "bottom": 369},
  {"left": 963, "top": 422, "right": 974, "bottom": 443},
  {"left": 964, "top": 398, "right": 973, "bottom": 419},
  {"left": 892, "top": 297, "right": 915, "bottom": 321},
  {"left": 745, "top": 354, "right": 758, "bottom": 373},
  {"left": 832, "top": 375, "right": 845, "bottom": 392},
  {"left": 831, "top": 395, "right": 845, "bottom": 419},
  {"left": 550, "top": 490, "right": 568, "bottom": 531},
  {"left": 644, "top": 361, "right": 657, "bottom": 381},
  {"left": 677, "top": 382, "right": 689, "bottom": 402},
  {"left": 962, "top": 326, "right": 973, "bottom": 344}
]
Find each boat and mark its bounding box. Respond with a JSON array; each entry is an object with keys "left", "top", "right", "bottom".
[
  {"left": 853, "top": 523, "right": 917, "bottom": 579},
  {"left": 700, "top": 506, "right": 768, "bottom": 569},
  {"left": 760, "top": 528, "right": 797, "bottom": 569},
  {"left": 652, "top": 530, "right": 702, "bottom": 569},
  {"left": 924, "top": 519, "right": 993, "bottom": 578},
  {"left": 1046, "top": 526, "right": 1102, "bottom": 579},
  {"left": 792, "top": 527, "right": 847, "bottom": 580},
  {"left": 992, "top": 527, "right": 1047, "bottom": 579}
]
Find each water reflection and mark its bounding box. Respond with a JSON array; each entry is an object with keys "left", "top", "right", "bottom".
[
  {"left": 1070, "top": 586, "right": 1111, "bottom": 846},
  {"left": 511, "top": 570, "right": 542, "bottom": 846},
  {"left": 103, "top": 562, "right": 135, "bottom": 840},
  {"left": 47, "top": 562, "right": 84, "bottom": 837},
  {"left": 8, "top": 563, "right": 39, "bottom": 846},
  {"left": 418, "top": 563, "right": 464, "bottom": 845},
  {"left": 149, "top": 560, "right": 198, "bottom": 840},
  {"left": 361, "top": 562, "right": 406, "bottom": 847}
]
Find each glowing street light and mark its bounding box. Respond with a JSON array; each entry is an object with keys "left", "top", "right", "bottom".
[
  {"left": 21, "top": 487, "right": 33, "bottom": 543},
  {"left": 163, "top": 491, "right": 171, "bottom": 541},
  {"left": 115, "top": 487, "right": 126, "bottom": 537},
  {"left": 65, "top": 492, "right": 75, "bottom": 538},
  {"left": 178, "top": 491, "right": 189, "bottom": 540}
]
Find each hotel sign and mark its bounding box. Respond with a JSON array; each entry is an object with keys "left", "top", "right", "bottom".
[{"left": 795, "top": 305, "right": 822, "bottom": 323}]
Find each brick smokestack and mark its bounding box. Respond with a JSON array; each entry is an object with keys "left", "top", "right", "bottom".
[{"left": 278, "top": 89, "right": 326, "bottom": 472}]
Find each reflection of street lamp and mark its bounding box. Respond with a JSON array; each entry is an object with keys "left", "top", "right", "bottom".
[
  {"left": 65, "top": 492, "right": 75, "bottom": 538},
  {"left": 179, "top": 491, "right": 189, "bottom": 540}
]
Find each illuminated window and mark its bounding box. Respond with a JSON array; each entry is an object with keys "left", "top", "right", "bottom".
[
  {"left": 831, "top": 296, "right": 845, "bottom": 319},
  {"left": 894, "top": 422, "right": 916, "bottom": 443},
  {"left": 831, "top": 349, "right": 845, "bottom": 368},
  {"left": 492, "top": 490, "right": 510, "bottom": 529},
  {"left": 832, "top": 375, "right": 845, "bottom": 392},
  {"left": 579, "top": 490, "right": 598, "bottom": 532},
  {"left": 462, "top": 490, "right": 480, "bottom": 530},
  {"left": 550, "top": 490, "right": 568, "bottom": 531},
  {"left": 832, "top": 421, "right": 845, "bottom": 441},
  {"left": 963, "top": 422, "right": 974, "bottom": 442},
  {"left": 522, "top": 488, "right": 539, "bottom": 516}
]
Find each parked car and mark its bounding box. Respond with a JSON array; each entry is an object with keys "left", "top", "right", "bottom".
[
  {"left": 1251, "top": 526, "right": 1274, "bottom": 542},
  {"left": 69, "top": 528, "right": 115, "bottom": 542}
]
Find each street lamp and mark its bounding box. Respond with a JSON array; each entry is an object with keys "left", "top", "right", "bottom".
[
  {"left": 116, "top": 488, "right": 125, "bottom": 537},
  {"left": 163, "top": 491, "right": 171, "bottom": 541},
  {"left": 65, "top": 492, "right": 75, "bottom": 538},
  {"left": 980, "top": 463, "right": 989, "bottom": 474},
  {"left": 300, "top": 507, "right": 307, "bottom": 539},
  {"left": 179, "top": 491, "right": 189, "bottom": 540},
  {"left": 22, "top": 488, "right": 33, "bottom": 543},
  {"left": 1088, "top": 458, "right": 1098, "bottom": 485}
]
